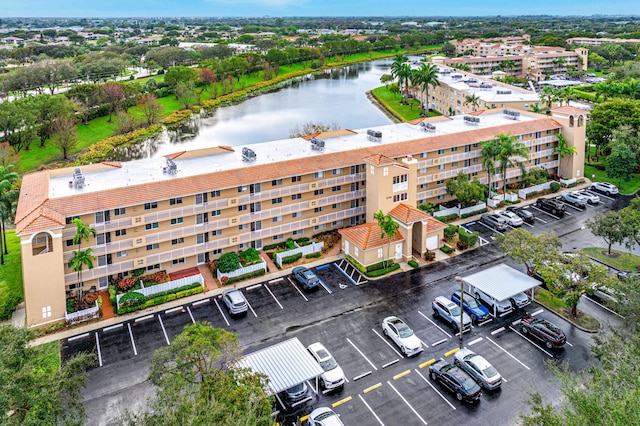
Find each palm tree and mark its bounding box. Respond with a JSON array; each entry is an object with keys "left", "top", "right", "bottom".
[
  {"left": 480, "top": 139, "right": 501, "bottom": 197},
  {"left": 0, "top": 165, "right": 18, "bottom": 264},
  {"left": 502, "top": 60, "right": 516, "bottom": 75},
  {"left": 529, "top": 103, "right": 543, "bottom": 113},
  {"left": 395, "top": 63, "right": 413, "bottom": 103},
  {"left": 594, "top": 82, "right": 617, "bottom": 102},
  {"left": 558, "top": 86, "right": 575, "bottom": 106},
  {"left": 464, "top": 94, "right": 481, "bottom": 112},
  {"left": 71, "top": 219, "right": 97, "bottom": 298},
  {"left": 413, "top": 63, "right": 439, "bottom": 115},
  {"left": 373, "top": 210, "right": 399, "bottom": 269},
  {"left": 68, "top": 248, "right": 95, "bottom": 300},
  {"left": 538, "top": 86, "right": 557, "bottom": 112},
  {"left": 553, "top": 134, "right": 577, "bottom": 178},
  {"left": 496, "top": 133, "right": 529, "bottom": 196}
]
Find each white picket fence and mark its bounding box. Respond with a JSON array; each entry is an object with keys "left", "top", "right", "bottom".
[
  {"left": 217, "top": 258, "right": 267, "bottom": 281},
  {"left": 116, "top": 274, "right": 204, "bottom": 308},
  {"left": 274, "top": 242, "right": 324, "bottom": 267},
  {"left": 65, "top": 301, "right": 99, "bottom": 324},
  {"left": 518, "top": 181, "right": 552, "bottom": 199},
  {"left": 433, "top": 202, "right": 487, "bottom": 218}
]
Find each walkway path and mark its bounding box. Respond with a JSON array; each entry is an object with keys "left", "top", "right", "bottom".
[{"left": 99, "top": 290, "right": 114, "bottom": 320}]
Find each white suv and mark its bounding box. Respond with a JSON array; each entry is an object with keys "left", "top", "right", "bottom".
[
  {"left": 474, "top": 288, "right": 513, "bottom": 316},
  {"left": 307, "top": 342, "right": 346, "bottom": 391},
  {"left": 591, "top": 182, "right": 619, "bottom": 195}
]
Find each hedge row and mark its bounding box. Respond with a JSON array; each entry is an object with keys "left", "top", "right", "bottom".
[
  {"left": 281, "top": 252, "right": 303, "bottom": 264},
  {"left": 227, "top": 268, "right": 266, "bottom": 285},
  {"left": 345, "top": 254, "right": 400, "bottom": 278},
  {"left": 408, "top": 260, "right": 419, "bottom": 268},
  {"left": 366, "top": 263, "right": 401, "bottom": 277},
  {"left": 116, "top": 282, "right": 203, "bottom": 315},
  {"left": 305, "top": 252, "right": 321, "bottom": 259},
  {"left": 440, "top": 244, "right": 454, "bottom": 254},
  {"left": 458, "top": 228, "right": 479, "bottom": 247},
  {"left": 163, "top": 109, "right": 193, "bottom": 126},
  {"left": 77, "top": 124, "right": 163, "bottom": 165},
  {"left": 461, "top": 207, "right": 488, "bottom": 219}
]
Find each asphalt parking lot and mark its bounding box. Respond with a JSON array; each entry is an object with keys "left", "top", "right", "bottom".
[{"left": 62, "top": 188, "right": 625, "bottom": 426}]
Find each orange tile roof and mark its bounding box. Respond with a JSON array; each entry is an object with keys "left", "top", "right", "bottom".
[
  {"left": 389, "top": 203, "right": 431, "bottom": 224},
  {"left": 363, "top": 154, "right": 400, "bottom": 166},
  {"left": 338, "top": 222, "right": 404, "bottom": 251},
  {"left": 102, "top": 161, "right": 122, "bottom": 168},
  {"left": 15, "top": 116, "right": 562, "bottom": 235},
  {"left": 425, "top": 216, "right": 449, "bottom": 233},
  {"left": 164, "top": 151, "right": 187, "bottom": 160},
  {"left": 550, "top": 106, "right": 590, "bottom": 115}
]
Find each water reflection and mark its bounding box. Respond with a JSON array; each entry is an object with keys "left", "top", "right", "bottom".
[{"left": 130, "top": 59, "right": 395, "bottom": 160}]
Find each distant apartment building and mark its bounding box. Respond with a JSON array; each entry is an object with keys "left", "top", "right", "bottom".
[
  {"left": 452, "top": 35, "right": 531, "bottom": 55},
  {"left": 567, "top": 37, "right": 640, "bottom": 46},
  {"left": 16, "top": 107, "right": 586, "bottom": 328}
]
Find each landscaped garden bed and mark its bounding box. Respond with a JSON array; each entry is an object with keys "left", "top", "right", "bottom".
[{"left": 345, "top": 255, "right": 401, "bottom": 278}]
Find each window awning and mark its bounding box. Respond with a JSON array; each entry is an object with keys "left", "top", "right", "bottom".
[
  {"left": 463, "top": 264, "right": 540, "bottom": 302},
  {"left": 236, "top": 337, "right": 324, "bottom": 396}
]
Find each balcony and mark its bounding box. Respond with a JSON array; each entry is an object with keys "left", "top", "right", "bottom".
[
  {"left": 144, "top": 198, "right": 229, "bottom": 223},
  {"left": 238, "top": 182, "right": 310, "bottom": 204},
  {"left": 65, "top": 260, "right": 134, "bottom": 284}
]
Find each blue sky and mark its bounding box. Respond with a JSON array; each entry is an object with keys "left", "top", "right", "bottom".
[{"left": 0, "top": 0, "right": 639, "bottom": 17}]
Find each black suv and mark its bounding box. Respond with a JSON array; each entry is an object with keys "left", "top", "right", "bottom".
[
  {"left": 429, "top": 360, "right": 482, "bottom": 403},
  {"left": 535, "top": 197, "right": 566, "bottom": 217}
]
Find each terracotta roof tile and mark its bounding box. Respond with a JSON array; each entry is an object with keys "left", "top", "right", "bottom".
[
  {"left": 102, "top": 161, "right": 122, "bottom": 168},
  {"left": 551, "top": 106, "right": 590, "bottom": 115},
  {"left": 363, "top": 154, "right": 399, "bottom": 166},
  {"left": 164, "top": 151, "right": 187, "bottom": 160},
  {"left": 338, "top": 222, "right": 404, "bottom": 251},
  {"left": 424, "top": 216, "right": 449, "bottom": 233},
  {"left": 389, "top": 203, "right": 431, "bottom": 223}
]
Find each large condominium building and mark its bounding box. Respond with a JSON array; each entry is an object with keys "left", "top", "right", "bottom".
[
  {"left": 439, "top": 47, "right": 588, "bottom": 82},
  {"left": 413, "top": 65, "right": 540, "bottom": 117},
  {"left": 16, "top": 107, "right": 587, "bottom": 328},
  {"left": 452, "top": 35, "right": 531, "bottom": 55},
  {"left": 567, "top": 37, "right": 640, "bottom": 46}
]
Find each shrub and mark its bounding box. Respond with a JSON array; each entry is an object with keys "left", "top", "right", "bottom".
[
  {"left": 217, "top": 252, "right": 240, "bottom": 273},
  {"left": 345, "top": 255, "right": 399, "bottom": 277},
  {"left": 141, "top": 270, "right": 170, "bottom": 286},
  {"left": 458, "top": 228, "right": 479, "bottom": 247},
  {"left": 281, "top": 252, "right": 303, "bottom": 264},
  {"left": 367, "top": 263, "right": 401, "bottom": 277},
  {"left": 408, "top": 260, "right": 419, "bottom": 268},
  {"left": 567, "top": 182, "right": 577, "bottom": 188},
  {"left": 227, "top": 269, "right": 266, "bottom": 284},
  {"left": 305, "top": 252, "right": 321, "bottom": 259},
  {"left": 457, "top": 240, "right": 469, "bottom": 250},
  {"left": 263, "top": 243, "right": 282, "bottom": 251},
  {"left": 550, "top": 182, "right": 561, "bottom": 193},
  {"left": 461, "top": 207, "right": 488, "bottom": 218},
  {"left": 117, "top": 284, "right": 203, "bottom": 315},
  {"left": 285, "top": 239, "right": 296, "bottom": 250},
  {"left": 424, "top": 250, "right": 436, "bottom": 261},
  {"left": 83, "top": 292, "right": 100, "bottom": 305},
  {"left": 132, "top": 268, "right": 145, "bottom": 279},
  {"left": 436, "top": 213, "right": 459, "bottom": 223},
  {"left": 66, "top": 298, "right": 75, "bottom": 314},
  {"left": 76, "top": 124, "right": 162, "bottom": 165},
  {"left": 239, "top": 247, "right": 261, "bottom": 263},
  {"left": 109, "top": 285, "right": 117, "bottom": 305},
  {"left": 116, "top": 277, "right": 136, "bottom": 292},
  {"left": 444, "top": 225, "right": 458, "bottom": 241},
  {"left": 440, "top": 244, "right": 454, "bottom": 254},
  {"left": 296, "top": 237, "right": 311, "bottom": 245},
  {"left": 119, "top": 291, "right": 146, "bottom": 308}
]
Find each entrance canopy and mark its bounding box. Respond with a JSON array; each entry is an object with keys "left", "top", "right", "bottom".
[
  {"left": 236, "top": 337, "right": 324, "bottom": 396},
  {"left": 463, "top": 264, "right": 540, "bottom": 302}
]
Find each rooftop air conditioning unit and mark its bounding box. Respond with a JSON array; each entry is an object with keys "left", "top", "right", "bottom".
[
  {"left": 463, "top": 116, "right": 480, "bottom": 125},
  {"left": 419, "top": 122, "right": 436, "bottom": 132},
  {"left": 72, "top": 168, "right": 85, "bottom": 188},
  {"left": 310, "top": 138, "right": 325, "bottom": 151},
  {"left": 366, "top": 129, "right": 382, "bottom": 141},
  {"left": 242, "top": 147, "right": 257, "bottom": 162},
  {"left": 166, "top": 158, "right": 178, "bottom": 174},
  {"left": 503, "top": 109, "right": 520, "bottom": 120}
]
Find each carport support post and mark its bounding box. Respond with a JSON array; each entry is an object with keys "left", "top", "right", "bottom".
[{"left": 456, "top": 276, "right": 464, "bottom": 343}]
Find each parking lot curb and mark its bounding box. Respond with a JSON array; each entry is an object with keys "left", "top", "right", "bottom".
[{"left": 533, "top": 298, "right": 601, "bottom": 334}]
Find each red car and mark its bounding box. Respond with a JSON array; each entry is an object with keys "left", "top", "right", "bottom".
[{"left": 520, "top": 316, "right": 566, "bottom": 349}]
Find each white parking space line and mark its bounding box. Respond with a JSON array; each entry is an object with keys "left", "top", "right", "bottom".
[
  {"left": 523, "top": 221, "right": 535, "bottom": 228},
  {"left": 530, "top": 206, "right": 561, "bottom": 220},
  {"left": 467, "top": 337, "right": 483, "bottom": 346},
  {"left": 287, "top": 276, "right": 309, "bottom": 302},
  {"left": 158, "top": 315, "right": 170, "bottom": 346},
  {"left": 477, "top": 221, "right": 504, "bottom": 235},
  {"left": 353, "top": 371, "right": 372, "bottom": 381},
  {"left": 244, "top": 296, "right": 258, "bottom": 318},
  {"left": 431, "top": 338, "right": 448, "bottom": 347},
  {"left": 134, "top": 314, "right": 154, "bottom": 323},
  {"left": 531, "top": 308, "right": 544, "bottom": 316},
  {"left": 127, "top": 323, "right": 138, "bottom": 356},
  {"left": 382, "top": 359, "right": 400, "bottom": 369},
  {"left": 358, "top": 394, "right": 386, "bottom": 426},
  {"left": 103, "top": 323, "right": 123, "bottom": 332},
  {"left": 491, "top": 327, "right": 506, "bottom": 335},
  {"left": 387, "top": 380, "right": 428, "bottom": 425},
  {"left": 486, "top": 336, "right": 529, "bottom": 370},
  {"left": 186, "top": 306, "right": 196, "bottom": 324},
  {"left": 347, "top": 338, "right": 378, "bottom": 371},
  {"left": 268, "top": 277, "right": 284, "bottom": 284},
  {"left": 566, "top": 341, "right": 574, "bottom": 347},
  {"left": 418, "top": 337, "right": 429, "bottom": 349},
  {"left": 508, "top": 327, "right": 554, "bottom": 358},
  {"left": 165, "top": 306, "right": 183, "bottom": 314},
  {"left": 192, "top": 298, "right": 209, "bottom": 307},
  {"left": 245, "top": 283, "right": 262, "bottom": 291},
  {"left": 318, "top": 279, "right": 333, "bottom": 294},
  {"left": 414, "top": 368, "right": 456, "bottom": 410},
  {"left": 595, "top": 192, "right": 615, "bottom": 201},
  {"left": 68, "top": 332, "right": 90, "bottom": 342},
  {"left": 95, "top": 332, "right": 103, "bottom": 367},
  {"left": 371, "top": 328, "right": 404, "bottom": 358},
  {"left": 534, "top": 216, "right": 548, "bottom": 224},
  {"left": 264, "top": 284, "right": 284, "bottom": 310},
  {"left": 418, "top": 310, "right": 453, "bottom": 338},
  {"left": 214, "top": 298, "right": 230, "bottom": 326}
]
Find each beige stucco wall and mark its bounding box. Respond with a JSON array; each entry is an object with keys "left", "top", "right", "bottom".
[{"left": 550, "top": 110, "right": 587, "bottom": 179}]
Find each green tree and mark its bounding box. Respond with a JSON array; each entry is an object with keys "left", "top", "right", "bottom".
[
  {"left": 496, "top": 133, "right": 529, "bottom": 196},
  {"left": 70, "top": 218, "right": 96, "bottom": 298},
  {"left": 0, "top": 326, "right": 94, "bottom": 425},
  {"left": 538, "top": 86, "right": 558, "bottom": 112},
  {"left": 32, "top": 95, "right": 74, "bottom": 148},
  {"left": 0, "top": 97, "right": 38, "bottom": 152},
  {"left": 101, "top": 82, "right": 125, "bottom": 123},
  {"left": 380, "top": 73, "right": 394, "bottom": 87},
  {"left": 585, "top": 211, "right": 628, "bottom": 255},
  {"left": 0, "top": 165, "right": 18, "bottom": 264},
  {"left": 137, "top": 93, "right": 163, "bottom": 125},
  {"left": 463, "top": 94, "right": 481, "bottom": 111},
  {"left": 51, "top": 113, "right": 78, "bottom": 160},
  {"left": 373, "top": 210, "right": 399, "bottom": 269},
  {"left": 497, "top": 228, "right": 562, "bottom": 276},
  {"left": 619, "top": 197, "right": 640, "bottom": 249},
  {"left": 445, "top": 172, "right": 485, "bottom": 206},
  {"left": 120, "top": 323, "right": 273, "bottom": 425},
  {"left": 606, "top": 142, "right": 637, "bottom": 188},
  {"left": 175, "top": 81, "right": 197, "bottom": 109},
  {"left": 413, "top": 63, "right": 440, "bottom": 115},
  {"left": 164, "top": 65, "right": 198, "bottom": 90},
  {"left": 553, "top": 134, "right": 577, "bottom": 178},
  {"left": 395, "top": 63, "right": 412, "bottom": 102},
  {"left": 480, "top": 139, "right": 501, "bottom": 196}
]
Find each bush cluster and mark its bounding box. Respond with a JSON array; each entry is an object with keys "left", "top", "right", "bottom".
[
  {"left": 461, "top": 207, "right": 488, "bottom": 218},
  {"left": 281, "top": 252, "right": 302, "bottom": 264},
  {"left": 239, "top": 247, "right": 261, "bottom": 263},
  {"left": 458, "top": 228, "right": 479, "bottom": 247},
  {"left": 444, "top": 225, "right": 458, "bottom": 241},
  {"left": 76, "top": 124, "right": 163, "bottom": 164},
  {"left": 440, "top": 244, "right": 454, "bottom": 254},
  {"left": 345, "top": 255, "right": 399, "bottom": 277},
  {"left": 550, "top": 182, "right": 561, "bottom": 193},
  {"left": 217, "top": 252, "right": 240, "bottom": 273},
  {"left": 305, "top": 252, "right": 321, "bottom": 259},
  {"left": 116, "top": 283, "right": 203, "bottom": 315},
  {"left": 227, "top": 269, "right": 266, "bottom": 285},
  {"left": 408, "top": 260, "right": 419, "bottom": 268},
  {"left": 163, "top": 109, "right": 193, "bottom": 126}
]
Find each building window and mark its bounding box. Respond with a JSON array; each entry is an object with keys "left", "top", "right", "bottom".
[
  {"left": 272, "top": 178, "right": 283, "bottom": 186},
  {"left": 197, "top": 233, "right": 209, "bottom": 244},
  {"left": 42, "top": 306, "right": 52, "bottom": 319},
  {"left": 331, "top": 220, "right": 343, "bottom": 227},
  {"left": 437, "top": 164, "right": 445, "bottom": 171},
  {"left": 293, "top": 229, "right": 304, "bottom": 236},
  {"left": 170, "top": 217, "right": 183, "bottom": 225},
  {"left": 169, "top": 197, "right": 182, "bottom": 205},
  {"left": 314, "top": 207, "right": 324, "bottom": 213},
  {"left": 144, "top": 202, "right": 158, "bottom": 210},
  {"left": 171, "top": 238, "right": 185, "bottom": 245},
  {"left": 420, "top": 152, "right": 428, "bottom": 158},
  {"left": 115, "top": 229, "right": 127, "bottom": 237},
  {"left": 116, "top": 250, "right": 128, "bottom": 258},
  {"left": 437, "top": 195, "right": 445, "bottom": 200},
  {"left": 147, "top": 263, "right": 160, "bottom": 271},
  {"left": 436, "top": 179, "right": 445, "bottom": 185},
  {"left": 332, "top": 203, "right": 342, "bottom": 209},
  {"left": 212, "top": 230, "right": 222, "bottom": 236},
  {"left": 145, "top": 222, "right": 159, "bottom": 230},
  {"left": 272, "top": 197, "right": 282, "bottom": 205},
  {"left": 314, "top": 171, "right": 324, "bottom": 179},
  {"left": 332, "top": 186, "right": 341, "bottom": 192},
  {"left": 65, "top": 215, "right": 80, "bottom": 225},
  {"left": 383, "top": 167, "right": 389, "bottom": 176},
  {"left": 65, "top": 239, "right": 74, "bottom": 247},
  {"left": 314, "top": 189, "right": 324, "bottom": 196},
  {"left": 419, "top": 184, "right": 428, "bottom": 189},
  {"left": 370, "top": 165, "right": 375, "bottom": 175},
  {"left": 354, "top": 247, "right": 359, "bottom": 256},
  {"left": 393, "top": 193, "right": 408, "bottom": 202},
  {"left": 437, "top": 149, "right": 445, "bottom": 154},
  {"left": 238, "top": 185, "right": 247, "bottom": 193},
  {"left": 314, "top": 224, "right": 327, "bottom": 231},
  {"left": 378, "top": 248, "right": 383, "bottom": 258},
  {"left": 212, "top": 249, "right": 223, "bottom": 255},
  {"left": 393, "top": 175, "right": 408, "bottom": 184},
  {"left": 451, "top": 162, "right": 459, "bottom": 168},
  {"left": 146, "top": 243, "right": 160, "bottom": 251},
  {"left": 211, "top": 210, "right": 221, "bottom": 217},
  {"left": 292, "top": 175, "right": 302, "bottom": 183},
  {"left": 273, "top": 216, "right": 283, "bottom": 223},
  {"left": 333, "top": 168, "right": 342, "bottom": 175},
  {"left": 172, "top": 258, "right": 186, "bottom": 266},
  {"left": 419, "top": 168, "right": 427, "bottom": 174},
  {"left": 272, "top": 234, "right": 284, "bottom": 241},
  {"left": 114, "top": 207, "right": 126, "bottom": 216},
  {"left": 238, "top": 204, "right": 247, "bottom": 212},
  {"left": 210, "top": 190, "right": 221, "bottom": 198},
  {"left": 292, "top": 193, "right": 302, "bottom": 200},
  {"left": 238, "top": 224, "right": 248, "bottom": 231},
  {"left": 195, "top": 193, "right": 208, "bottom": 204},
  {"left": 451, "top": 147, "right": 458, "bottom": 152},
  {"left": 292, "top": 212, "right": 302, "bottom": 218}
]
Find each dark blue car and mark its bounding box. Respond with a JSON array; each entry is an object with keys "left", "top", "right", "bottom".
[{"left": 451, "top": 290, "right": 490, "bottom": 323}]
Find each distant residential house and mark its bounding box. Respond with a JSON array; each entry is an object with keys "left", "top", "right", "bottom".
[{"left": 1, "top": 36, "right": 23, "bottom": 45}]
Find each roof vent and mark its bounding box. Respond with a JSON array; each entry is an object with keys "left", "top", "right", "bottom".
[
  {"left": 72, "top": 168, "right": 85, "bottom": 188},
  {"left": 242, "top": 147, "right": 257, "bottom": 162},
  {"left": 419, "top": 122, "right": 436, "bottom": 132},
  {"left": 463, "top": 116, "right": 480, "bottom": 126},
  {"left": 451, "top": 74, "right": 462, "bottom": 79},
  {"left": 503, "top": 109, "right": 520, "bottom": 120},
  {"left": 497, "top": 89, "right": 512, "bottom": 95},
  {"left": 310, "top": 138, "right": 325, "bottom": 151},
  {"left": 367, "top": 129, "right": 382, "bottom": 141},
  {"left": 165, "top": 158, "right": 178, "bottom": 175},
  {"left": 479, "top": 82, "right": 493, "bottom": 89}
]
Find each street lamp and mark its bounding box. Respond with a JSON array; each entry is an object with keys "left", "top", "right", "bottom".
[{"left": 455, "top": 276, "right": 464, "bottom": 344}]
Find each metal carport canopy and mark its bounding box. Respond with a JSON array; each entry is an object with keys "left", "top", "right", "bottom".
[
  {"left": 463, "top": 264, "right": 540, "bottom": 302},
  {"left": 236, "top": 337, "right": 324, "bottom": 396}
]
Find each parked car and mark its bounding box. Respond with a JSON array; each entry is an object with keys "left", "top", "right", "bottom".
[
  {"left": 307, "top": 342, "right": 346, "bottom": 391},
  {"left": 591, "top": 182, "right": 619, "bottom": 196},
  {"left": 308, "top": 407, "right": 345, "bottom": 426},
  {"left": 535, "top": 197, "right": 566, "bottom": 217},
  {"left": 520, "top": 316, "right": 566, "bottom": 349},
  {"left": 281, "top": 382, "right": 312, "bottom": 409},
  {"left": 221, "top": 288, "right": 248, "bottom": 316},
  {"left": 561, "top": 191, "right": 587, "bottom": 208},
  {"left": 474, "top": 288, "right": 513, "bottom": 316},
  {"left": 453, "top": 348, "right": 502, "bottom": 390},
  {"left": 509, "top": 291, "right": 531, "bottom": 309},
  {"left": 381, "top": 316, "right": 424, "bottom": 357},
  {"left": 576, "top": 190, "right": 600, "bottom": 204},
  {"left": 451, "top": 290, "right": 490, "bottom": 323},
  {"left": 506, "top": 205, "right": 535, "bottom": 223},
  {"left": 429, "top": 359, "right": 482, "bottom": 403},
  {"left": 480, "top": 213, "right": 508, "bottom": 231},
  {"left": 432, "top": 296, "right": 472, "bottom": 333},
  {"left": 496, "top": 210, "right": 523, "bottom": 227},
  {"left": 292, "top": 266, "right": 320, "bottom": 291}
]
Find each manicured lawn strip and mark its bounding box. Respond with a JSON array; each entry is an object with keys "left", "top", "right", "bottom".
[
  {"left": 372, "top": 86, "right": 442, "bottom": 122},
  {"left": 0, "top": 230, "right": 24, "bottom": 320},
  {"left": 535, "top": 288, "right": 601, "bottom": 331},
  {"left": 581, "top": 247, "right": 640, "bottom": 272},
  {"left": 584, "top": 164, "right": 640, "bottom": 195}
]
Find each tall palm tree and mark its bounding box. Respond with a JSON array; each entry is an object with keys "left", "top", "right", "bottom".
[
  {"left": 538, "top": 86, "right": 557, "bottom": 112},
  {"left": 72, "top": 218, "right": 97, "bottom": 250},
  {"left": 529, "top": 103, "right": 543, "bottom": 114},
  {"left": 0, "top": 165, "right": 18, "bottom": 263},
  {"left": 0, "top": 189, "right": 17, "bottom": 263},
  {"left": 373, "top": 210, "right": 399, "bottom": 269},
  {"left": 395, "top": 63, "right": 413, "bottom": 103},
  {"left": 464, "top": 94, "right": 481, "bottom": 112},
  {"left": 414, "top": 63, "right": 439, "bottom": 115},
  {"left": 558, "top": 86, "right": 575, "bottom": 106},
  {"left": 480, "top": 139, "right": 501, "bottom": 197},
  {"left": 71, "top": 219, "right": 97, "bottom": 298},
  {"left": 553, "top": 134, "right": 577, "bottom": 178},
  {"left": 496, "top": 133, "right": 529, "bottom": 196},
  {"left": 502, "top": 60, "right": 516, "bottom": 75},
  {"left": 68, "top": 248, "right": 95, "bottom": 300}
]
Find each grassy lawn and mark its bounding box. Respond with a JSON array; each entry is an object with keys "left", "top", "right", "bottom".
[
  {"left": 0, "top": 230, "right": 24, "bottom": 320},
  {"left": 34, "top": 341, "right": 61, "bottom": 372},
  {"left": 582, "top": 247, "right": 640, "bottom": 272},
  {"left": 584, "top": 164, "right": 640, "bottom": 195},
  {"left": 535, "top": 288, "right": 601, "bottom": 331},
  {"left": 372, "top": 86, "right": 442, "bottom": 122}
]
